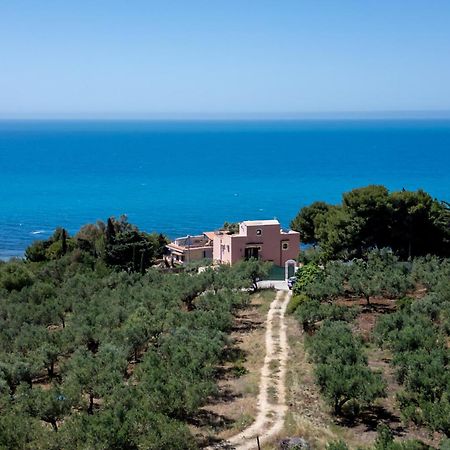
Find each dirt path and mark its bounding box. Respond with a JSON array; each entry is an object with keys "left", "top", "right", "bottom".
[{"left": 220, "top": 288, "right": 291, "bottom": 449}]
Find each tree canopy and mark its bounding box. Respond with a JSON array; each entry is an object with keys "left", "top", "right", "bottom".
[
  {"left": 0, "top": 218, "right": 267, "bottom": 449},
  {"left": 291, "top": 185, "right": 450, "bottom": 260},
  {"left": 24, "top": 216, "right": 168, "bottom": 272}
]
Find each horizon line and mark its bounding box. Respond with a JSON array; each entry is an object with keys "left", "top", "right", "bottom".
[{"left": 1, "top": 110, "right": 450, "bottom": 121}]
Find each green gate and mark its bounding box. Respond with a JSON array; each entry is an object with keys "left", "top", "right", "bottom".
[{"left": 266, "top": 265, "right": 285, "bottom": 280}]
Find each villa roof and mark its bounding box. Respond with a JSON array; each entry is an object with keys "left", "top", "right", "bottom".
[
  {"left": 241, "top": 219, "right": 280, "bottom": 226},
  {"left": 167, "top": 242, "right": 212, "bottom": 251},
  {"left": 203, "top": 231, "right": 216, "bottom": 241}
]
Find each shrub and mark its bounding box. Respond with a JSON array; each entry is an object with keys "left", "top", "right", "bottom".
[
  {"left": 24, "top": 240, "right": 48, "bottom": 262},
  {"left": 230, "top": 364, "right": 248, "bottom": 377},
  {"left": 0, "top": 262, "right": 34, "bottom": 292},
  {"left": 293, "top": 263, "right": 322, "bottom": 295},
  {"left": 286, "top": 293, "right": 308, "bottom": 315},
  {"left": 307, "top": 321, "right": 386, "bottom": 415},
  {"left": 326, "top": 441, "right": 349, "bottom": 450},
  {"left": 396, "top": 296, "right": 414, "bottom": 311}
]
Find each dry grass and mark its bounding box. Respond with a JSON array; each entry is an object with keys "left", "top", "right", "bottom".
[{"left": 271, "top": 315, "right": 343, "bottom": 450}]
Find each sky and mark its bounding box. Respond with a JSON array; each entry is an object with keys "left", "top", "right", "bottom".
[{"left": 1, "top": 0, "right": 450, "bottom": 118}]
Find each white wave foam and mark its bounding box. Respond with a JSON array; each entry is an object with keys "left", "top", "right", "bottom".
[{"left": 31, "top": 230, "right": 46, "bottom": 235}]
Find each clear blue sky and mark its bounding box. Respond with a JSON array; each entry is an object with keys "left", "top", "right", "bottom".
[{"left": 1, "top": 0, "right": 450, "bottom": 118}]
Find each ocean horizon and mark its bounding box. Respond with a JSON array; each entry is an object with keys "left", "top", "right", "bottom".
[{"left": 1, "top": 119, "right": 449, "bottom": 260}]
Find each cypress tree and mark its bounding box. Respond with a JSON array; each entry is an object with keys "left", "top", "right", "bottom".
[
  {"left": 61, "top": 229, "right": 67, "bottom": 255},
  {"left": 106, "top": 218, "right": 115, "bottom": 245},
  {"left": 140, "top": 249, "right": 146, "bottom": 275}
]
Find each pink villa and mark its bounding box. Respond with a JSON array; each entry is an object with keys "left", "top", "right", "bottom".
[{"left": 166, "top": 219, "right": 300, "bottom": 266}]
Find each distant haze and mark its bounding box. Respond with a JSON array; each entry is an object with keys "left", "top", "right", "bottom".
[{"left": 1, "top": 1, "right": 450, "bottom": 118}]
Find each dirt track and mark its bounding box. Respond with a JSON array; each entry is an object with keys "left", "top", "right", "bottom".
[{"left": 223, "top": 289, "right": 291, "bottom": 449}]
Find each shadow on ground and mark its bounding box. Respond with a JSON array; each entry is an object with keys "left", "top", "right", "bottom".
[{"left": 337, "top": 405, "right": 405, "bottom": 435}]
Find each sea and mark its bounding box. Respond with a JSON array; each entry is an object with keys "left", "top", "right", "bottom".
[{"left": 1, "top": 119, "right": 449, "bottom": 260}]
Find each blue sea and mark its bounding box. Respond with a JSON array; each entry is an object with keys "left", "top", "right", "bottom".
[{"left": 1, "top": 119, "right": 449, "bottom": 260}]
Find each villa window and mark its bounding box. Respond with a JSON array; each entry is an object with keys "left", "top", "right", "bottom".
[
  {"left": 282, "top": 242, "right": 289, "bottom": 250},
  {"left": 256, "top": 229, "right": 262, "bottom": 236}
]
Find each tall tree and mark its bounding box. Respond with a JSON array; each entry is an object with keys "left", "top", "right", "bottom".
[
  {"left": 291, "top": 185, "right": 450, "bottom": 260},
  {"left": 291, "top": 201, "right": 333, "bottom": 246}
]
